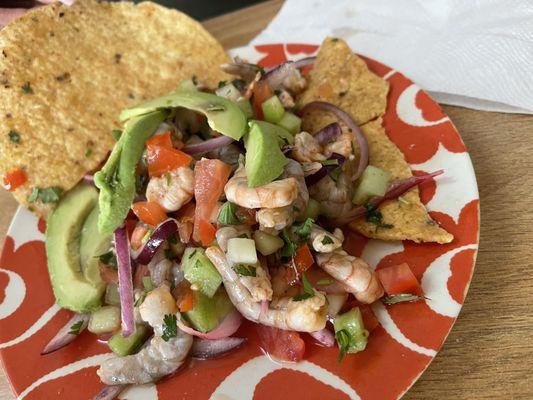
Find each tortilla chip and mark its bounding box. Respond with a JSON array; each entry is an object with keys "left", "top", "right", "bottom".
[
  {"left": 349, "top": 118, "right": 453, "bottom": 244},
  {"left": 0, "top": 0, "right": 229, "bottom": 217},
  {"left": 298, "top": 37, "right": 389, "bottom": 128}
]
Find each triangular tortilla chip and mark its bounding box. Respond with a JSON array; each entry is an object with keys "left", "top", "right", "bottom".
[
  {"left": 298, "top": 38, "right": 452, "bottom": 244},
  {"left": 0, "top": 0, "right": 229, "bottom": 217}
]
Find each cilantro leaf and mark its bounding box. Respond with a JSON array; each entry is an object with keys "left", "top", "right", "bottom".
[
  {"left": 335, "top": 329, "right": 351, "bottom": 362},
  {"left": 364, "top": 202, "right": 394, "bottom": 229},
  {"left": 281, "top": 228, "right": 298, "bottom": 258},
  {"left": 292, "top": 272, "right": 315, "bottom": 301},
  {"left": 68, "top": 320, "right": 84, "bottom": 336},
  {"left": 162, "top": 314, "right": 178, "bottom": 342},
  {"left": 294, "top": 218, "right": 315, "bottom": 239},
  {"left": 321, "top": 235, "right": 334, "bottom": 245},
  {"left": 8, "top": 130, "right": 20, "bottom": 144},
  {"left": 111, "top": 129, "right": 122, "bottom": 140},
  {"left": 218, "top": 202, "right": 240, "bottom": 225},
  {"left": 233, "top": 264, "right": 256, "bottom": 277},
  {"left": 21, "top": 82, "right": 33, "bottom": 94},
  {"left": 321, "top": 159, "right": 339, "bottom": 166},
  {"left": 28, "top": 187, "right": 62, "bottom": 204},
  {"left": 382, "top": 293, "right": 424, "bottom": 305}
]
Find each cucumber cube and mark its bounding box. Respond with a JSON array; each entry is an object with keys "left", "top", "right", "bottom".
[
  {"left": 277, "top": 111, "right": 301, "bottom": 135},
  {"left": 184, "top": 289, "right": 235, "bottom": 333},
  {"left": 253, "top": 231, "right": 284, "bottom": 256},
  {"left": 297, "top": 198, "right": 321, "bottom": 221},
  {"left": 334, "top": 307, "right": 369, "bottom": 355},
  {"left": 227, "top": 238, "right": 258, "bottom": 265},
  {"left": 108, "top": 324, "right": 150, "bottom": 356},
  {"left": 352, "top": 165, "right": 391, "bottom": 205},
  {"left": 182, "top": 247, "right": 222, "bottom": 298},
  {"left": 262, "top": 95, "right": 285, "bottom": 123},
  {"left": 88, "top": 305, "right": 121, "bottom": 334}
]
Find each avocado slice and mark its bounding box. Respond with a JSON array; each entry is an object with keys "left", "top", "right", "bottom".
[
  {"left": 245, "top": 120, "right": 289, "bottom": 187},
  {"left": 184, "top": 288, "right": 235, "bottom": 333},
  {"left": 94, "top": 110, "right": 167, "bottom": 234},
  {"left": 45, "top": 184, "right": 105, "bottom": 312},
  {"left": 79, "top": 205, "right": 112, "bottom": 286},
  {"left": 119, "top": 90, "right": 247, "bottom": 140}
]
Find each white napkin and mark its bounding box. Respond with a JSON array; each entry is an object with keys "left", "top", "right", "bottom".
[{"left": 252, "top": 0, "right": 533, "bottom": 114}]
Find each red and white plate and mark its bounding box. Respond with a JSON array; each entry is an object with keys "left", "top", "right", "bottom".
[{"left": 0, "top": 43, "right": 479, "bottom": 399}]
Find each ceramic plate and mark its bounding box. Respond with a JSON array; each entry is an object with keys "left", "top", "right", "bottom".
[{"left": 0, "top": 43, "right": 479, "bottom": 400}]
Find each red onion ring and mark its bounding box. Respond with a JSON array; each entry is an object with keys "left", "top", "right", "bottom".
[
  {"left": 309, "top": 328, "right": 335, "bottom": 347},
  {"left": 176, "top": 309, "right": 242, "bottom": 340},
  {"left": 262, "top": 56, "right": 316, "bottom": 88},
  {"left": 182, "top": 135, "right": 234, "bottom": 156},
  {"left": 41, "top": 313, "right": 90, "bottom": 355},
  {"left": 191, "top": 337, "right": 247, "bottom": 360},
  {"left": 314, "top": 122, "right": 342, "bottom": 145},
  {"left": 133, "top": 219, "right": 178, "bottom": 265},
  {"left": 115, "top": 226, "right": 135, "bottom": 337},
  {"left": 332, "top": 170, "right": 444, "bottom": 226},
  {"left": 299, "top": 101, "right": 369, "bottom": 180},
  {"left": 93, "top": 384, "right": 127, "bottom": 400},
  {"left": 305, "top": 153, "right": 345, "bottom": 187}
]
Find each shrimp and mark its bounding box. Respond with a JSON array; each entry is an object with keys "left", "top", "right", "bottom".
[
  {"left": 277, "top": 88, "right": 295, "bottom": 108},
  {"left": 324, "top": 132, "right": 354, "bottom": 158},
  {"left": 224, "top": 164, "right": 298, "bottom": 209},
  {"left": 97, "top": 286, "right": 193, "bottom": 385},
  {"left": 291, "top": 131, "right": 327, "bottom": 163},
  {"left": 147, "top": 246, "right": 172, "bottom": 287},
  {"left": 315, "top": 250, "right": 384, "bottom": 304},
  {"left": 215, "top": 225, "right": 252, "bottom": 252},
  {"left": 301, "top": 161, "right": 323, "bottom": 177},
  {"left": 145, "top": 166, "right": 194, "bottom": 212},
  {"left": 240, "top": 258, "right": 273, "bottom": 302},
  {"left": 206, "top": 246, "right": 327, "bottom": 332},
  {"left": 309, "top": 225, "right": 344, "bottom": 253},
  {"left": 309, "top": 173, "right": 355, "bottom": 219},
  {"left": 256, "top": 159, "right": 309, "bottom": 231}
]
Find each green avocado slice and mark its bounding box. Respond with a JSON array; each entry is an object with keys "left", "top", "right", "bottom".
[
  {"left": 94, "top": 110, "right": 167, "bottom": 235},
  {"left": 245, "top": 120, "right": 289, "bottom": 187},
  {"left": 119, "top": 90, "right": 247, "bottom": 140}
]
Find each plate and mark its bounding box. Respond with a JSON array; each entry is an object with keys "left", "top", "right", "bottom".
[{"left": 0, "top": 43, "right": 479, "bottom": 400}]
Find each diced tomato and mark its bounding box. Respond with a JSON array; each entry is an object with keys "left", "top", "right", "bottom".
[
  {"left": 252, "top": 80, "right": 274, "bottom": 120},
  {"left": 178, "top": 288, "right": 195, "bottom": 312},
  {"left": 256, "top": 325, "right": 305, "bottom": 362},
  {"left": 359, "top": 304, "right": 379, "bottom": 333},
  {"left": 99, "top": 263, "right": 118, "bottom": 284},
  {"left": 294, "top": 244, "right": 314, "bottom": 274},
  {"left": 130, "top": 225, "right": 149, "bottom": 250},
  {"left": 131, "top": 201, "right": 167, "bottom": 226},
  {"left": 133, "top": 264, "right": 150, "bottom": 289},
  {"left": 235, "top": 206, "right": 257, "bottom": 226},
  {"left": 146, "top": 132, "right": 173, "bottom": 149},
  {"left": 193, "top": 159, "right": 232, "bottom": 246},
  {"left": 376, "top": 263, "right": 423, "bottom": 296},
  {"left": 146, "top": 145, "right": 192, "bottom": 177},
  {"left": 3, "top": 168, "right": 27, "bottom": 191}
]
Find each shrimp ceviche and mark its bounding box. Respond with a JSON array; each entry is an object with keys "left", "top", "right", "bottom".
[{"left": 38, "top": 37, "right": 451, "bottom": 399}]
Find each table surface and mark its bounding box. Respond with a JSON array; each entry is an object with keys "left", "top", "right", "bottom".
[{"left": 1, "top": 0, "right": 532, "bottom": 399}]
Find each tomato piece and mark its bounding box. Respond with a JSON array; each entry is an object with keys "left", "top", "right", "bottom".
[
  {"left": 257, "top": 325, "right": 305, "bottom": 362},
  {"left": 252, "top": 80, "right": 274, "bottom": 120},
  {"left": 294, "top": 244, "right": 314, "bottom": 274},
  {"left": 178, "top": 287, "right": 195, "bottom": 312},
  {"left": 130, "top": 225, "right": 148, "bottom": 251},
  {"left": 193, "top": 159, "right": 232, "bottom": 245},
  {"left": 376, "top": 263, "right": 423, "bottom": 296},
  {"left": 359, "top": 304, "right": 379, "bottom": 333},
  {"left": 133, "top": 264, "right": 150, "bottom": 289},
  {"left": 131, "top": 201, "right": 167, "bottom": 226},
  {"left": 146, "top": 132, "right": 173, "bottom": 149},
  {"left": 235, "top": 206, "right": 257, "bottom": 226},
  {"left": 3, "top": 168, "right": 27, "bottom": 191},
  {"left": 146, "top": 145, "right": 192, "bottom": 177}
]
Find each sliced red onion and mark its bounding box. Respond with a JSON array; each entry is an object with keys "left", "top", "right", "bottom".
[
  {"left": 182, "top": 135, "right": 234, "bottom": 156},
  {"left": 299, "top": 101, "right": 369, "bottom": 180},
  {"left": 83, "top": 174, "right": 95, "bottom": 186},
  {"left": 262, "top": 56, "right": 316, "bottom": 88},
  {"left": 332, "top": 170, "right": 444, "bottom": 226},
  {"left": 314, "top": 123, "right": 342, "bottom": 145},
  {"left": 115, "top": 226, "right": 135, "bottom": 337},
  {"left": 134, "top": 219, "right": 178, "bottom": 265},
  {"left": 176, "top": 309, "right": 242, "bottom": 340},
  {"left": 41, "top": 313, "right": 90, "bottom": 355},
  {"left": 309, "top": 328, "right": 335, "bottom": 347},
  {"left": 191, "top": 337, "right": 247, "bottom": 360},
  {"left": 93, "top": 384, "right": 127, "bottom": 400},
  {"left": 304, "top": 153, "right": 345, "bottom": 187}
]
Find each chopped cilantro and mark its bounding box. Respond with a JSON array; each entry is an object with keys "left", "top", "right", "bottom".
[
  {"left": 232, "top": 79, "right": 246, "bottom": 91},
  {"left": 218, "top": 202, "right": 240, "bottom": 225},
  {"left": 111, "top": 129, "right": 122, "bottom": 140},
  {"left": 294, "top": 218, "right": 315, "bottom": 239},
  {"left": 292, "top": 272, "right": 315, "bottom": 301},
  {"left": 98, "top": 250, "right": 117, "bottom": 267},
  {"left": 161, "top": 314, "right": 178, "bottom": 342},
  {"left": 85, "top": 148, "right": 92, "bottom": 157},
  {"left": 321, "top": 235, "right": 334, "bottom": 245},
  {"left": 336, "top": 329, "right": 350, "bottom": 362},
  {"left": 329, "top": 169, "right": 341, "bottom": 182},
  {"left": 321, "top": 159, "right": 339, "bottom": 166},
  {"left": 217, "top": 80, "right": 228, "bottom": 88},
  {"left": 68, "top": 320, "right": 84, "bottom": 336},
  {"left": 274, "top": 89, "right": 281, "bottom": 96},
  {"left": 28, "top": 187, "right": 62, "bottom": 204},
  {"left": 233, "top": 264, "right": 256, "bottom": 277},
  {"left": 168, "top": 234, "right": 178, "bottom": 245},
  {"left": 21, "top": 82, "right": 33, "bottom": 94},
  {"left": 382, "top": 293, "right": 424, "bottom": 305},
  {"left": 364, "top": 202, "right": 393, "bottom": 229},
  {"left": 281, "top": 228, "right": 298, "bottom": 258},
  {"left": 8, "top": 130, "right": 20, "bottom": 144},
  {"left": 165, "top": 172, "right": 172, "bottom": 186},
  {"left": 134, "top": 292, "right": 146, "bottom": 307}
]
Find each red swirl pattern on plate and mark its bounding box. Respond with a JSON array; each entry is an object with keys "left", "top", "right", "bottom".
[{"left": 0, "top": 43, "right": 479, "bottom": 400}]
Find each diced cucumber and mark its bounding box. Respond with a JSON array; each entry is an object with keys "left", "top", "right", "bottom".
[
  {"left": 142, "top": 276, "right": 154, "bottom": 292},
  {"left": 182, "top": 247, "right": 222, "bottom": 298},
  {"left": 297, "top": 198, "right": 321, "bottom": 221},
  {"left": 352, "top": 165, "right": 391, "bottom": 206},
  {"left": 104, "top": 283, "right": 121, "bottom": 306},
  {"left": 227, "top": 238, "right": 258, "bottom": 264},
  {"left": 237, "top": 99, "right": 254, "bottom": 119},
  {"left": 262, "top": 95, "right": 285, "bottom": 123},
  {"left": 334, "top": 307, "right": 369, "bottom": 355},
  {"left": 253, "top": 231, "right": 284, "bottom": 256},
  {"left": 108, "top": 324, "right": 150, "bottom": 356},
  {"left": 88, "top": 305, "right": 121, "bottom": 334},
  {"left": 215, "top": 83, "right": 241, "bottom": 102},
  {"left": 277, "top": 111, "right": 301, "bottom": 135},
  {"left": 183, "top": 288, "right": 235, "bottom": 333}
]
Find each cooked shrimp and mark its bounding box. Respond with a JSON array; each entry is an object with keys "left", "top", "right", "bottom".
[
  {"left": 215, "top": 225, "right": 252, "bottom": 252},
  {"left": 98, "top": 286, "right": 193, "bottom": 385},
  {"left": 256, "top": 207, "right": 294, "bottom": 231},
  {"left": 224, "top": 164, "right": 298, "bottom": 209},
  {"left": 291, "top": 131, "right": 327, "bottom": 163},
  {"left": 315, "top": 250, "right": 384, "bottom": 304},
  {"left": 324, "top": 132, "right": 354, "bottom": 158},
  {"left": 309, "top": 225, "right": 344, "bottom": 253},
  {"left": 301, "top": 161, "right": 323, "bottom": 177},
  {"left": 145, "top": 166, "right": 194, "bottom": 212},
  {"left": 147, "top": 246, "right": 173, "bottom": 287},
  {"left": 240, "top": 259, "right": 273, "bottom": 302},
  {"left": 277, "top": 88, "right": 295, "bottom": 108},
  {"left": 309, "top": 173, "right": 355, "bottom": 219},
  {"left": 206, "top": 246, "right": 327, "bottom": 332},
  {"left": 282, "top": 68, "right": 307, "bottom": 94}
]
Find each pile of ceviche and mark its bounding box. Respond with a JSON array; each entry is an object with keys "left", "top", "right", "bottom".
[{"left": 37, "top": 38, "right": 452, "bottom": 399}]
